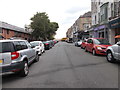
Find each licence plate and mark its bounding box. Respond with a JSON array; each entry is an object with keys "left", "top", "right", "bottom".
[{"left": 0, "top": 60, "right": 3, "bottom": 64}]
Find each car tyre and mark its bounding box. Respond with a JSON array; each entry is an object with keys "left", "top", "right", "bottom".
[
  {"left": 85, "top": 47, "right": 88, "bottom": 52},
  {"left": 40, "top": 50, "right": 42, "bottom": 56},
  {"left": 92, "top": 49, "right": 96, "bottom": 56},
  {"left": 81, "top": 46, "right": 83, "bottom": 49},
  {"left": 35, "top": 54, "right": 39, "bottom": 62},
  {"left": 20, "top": 61, "right": 29, "bottom": 77},
  {"left": 106, "top": 51, "right": 115, "bottom": 63}
]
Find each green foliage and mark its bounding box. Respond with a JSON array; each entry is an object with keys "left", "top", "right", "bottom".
[{"left": 30, "top": 12, "right": 59, "bottom": 40}]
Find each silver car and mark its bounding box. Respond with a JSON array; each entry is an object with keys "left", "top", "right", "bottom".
[
  {"left": 0, "top": 40, "right": 39, "bottom": 77},
  {"left": 106, "top": 41, "right": 120, "bottom": 63}
]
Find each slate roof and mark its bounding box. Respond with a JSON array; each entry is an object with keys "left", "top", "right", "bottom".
[{"left": 0, "top": 21, "right": 30, "bottom": 34}]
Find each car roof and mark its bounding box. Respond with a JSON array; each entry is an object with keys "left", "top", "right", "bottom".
[
  {"left": 30, "top": 41, "right": 42, "bottom": 43},
  {"left": 0, "top": 39, "right": 27, "bottom": 43}
]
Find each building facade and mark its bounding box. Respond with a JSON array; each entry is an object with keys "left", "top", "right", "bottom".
[
  {"left": 91, "top": 0, "right": 111, "bottom": 40},
  {"left": 66, "top": 27, "right": 73, "bottom": 39},
  {"left": 69, "top": 11, "right": 92, "bottom": 42},
  {"left": 108, "top": 0, "right": 120, "bottom": 44},
  {"left": 0, "top": 21, "right": 31, "bottom": 40},
  {"left": 91, "top": 0, "right": 120, "bottom": 44}
]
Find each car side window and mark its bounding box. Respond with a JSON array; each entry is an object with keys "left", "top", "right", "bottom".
[
  {"left": 90, "top": 39, "right": 93, "bottom": 44},
  {"left": 19, "top": 41, "right": 28, "bottom": 50},
  {"left": 13, "top": 41, "right": 22, "bottom": 51},
  {"left": 87, "top": 39, "right": 93, "bottom": 44},
  {"left": 87, "top": 39, "right": 91, "bottom": 43}
]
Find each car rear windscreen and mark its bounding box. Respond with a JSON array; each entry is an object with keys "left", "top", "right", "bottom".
[
  {"left": 0, "top": 42, "right": 15, "bottom": 53},
  {"left": 30, "top": 42, "right": 39, "bottom": 46}
]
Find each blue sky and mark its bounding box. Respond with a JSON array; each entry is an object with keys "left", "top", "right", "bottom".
[{"left": 0, "top": 0, "right": 91, "bottom": 39}]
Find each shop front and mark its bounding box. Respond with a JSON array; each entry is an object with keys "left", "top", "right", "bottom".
[
  {"left": 93, "top": 24, "right": 109, "bottom": 40},
  {"left": 109, "top": 17, "right": 120, "bottom": 44}
]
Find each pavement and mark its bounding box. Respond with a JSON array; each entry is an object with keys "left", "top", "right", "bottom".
[{"left": 2, "top": 42, "right": 119, "bottom": 88}]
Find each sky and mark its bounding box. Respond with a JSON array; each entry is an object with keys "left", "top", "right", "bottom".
[{"left": 0, "top": 0, "right": 91, "bottom": 39}]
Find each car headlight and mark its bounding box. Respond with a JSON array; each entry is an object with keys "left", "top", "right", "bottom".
[{"left": 97, "top": 46, "right": 102, "bottom": 50}]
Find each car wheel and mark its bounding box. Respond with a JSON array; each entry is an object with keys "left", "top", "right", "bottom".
[
  {"left": 20, "top": 61, "right": 29, "bottom": 77},
  {"left": 85, "top": 47, "right": 88, "bottom": 52},
  {"left": 92, "top": 49, "right": 96, "bottom": 55},
  {"left": 43, "top": 50, "right": 45, "bottom": 53},
  {"left": 40, "top": 50, "right": 42, "bottom": 55},
  {"left": 106, "top": 51, "right": 115, "bottom": 63},
  {"left": 81, "top": 46, "right": 83, "bottom": 49},
  {"left": 35, "top": 54, "right": 39, "bottom": 62}
]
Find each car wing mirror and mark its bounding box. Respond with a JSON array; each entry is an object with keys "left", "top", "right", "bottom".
[{"left": 31, "top": 45, "right": 35, "bottom": 48}]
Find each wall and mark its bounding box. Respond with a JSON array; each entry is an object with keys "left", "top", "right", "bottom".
[{"left": 1, "top": 28, "right": 30, "bottom": 40}]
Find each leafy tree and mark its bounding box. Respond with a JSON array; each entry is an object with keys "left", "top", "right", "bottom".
[
  {"left": 30, "top": 12, "right": 59, "bottom": 40},
  {"left": 47, "top": 22, "right": 59, "bottom": 40}
]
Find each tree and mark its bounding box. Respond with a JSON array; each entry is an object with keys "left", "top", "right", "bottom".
[
  {"left": 30, "top": 12, "right": 59, "bottom": 40},
  {"left": 47, "top": 22, "right": 59, "bottom": 40}
]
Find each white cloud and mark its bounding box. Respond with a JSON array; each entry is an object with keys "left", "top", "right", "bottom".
[{"left": 0, "top": 0, "right": 91, "bottom": 39}]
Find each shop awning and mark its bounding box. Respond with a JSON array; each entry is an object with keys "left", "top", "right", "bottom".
[{"left": 114, "top": 35, "right": 120, "bottom": 38}]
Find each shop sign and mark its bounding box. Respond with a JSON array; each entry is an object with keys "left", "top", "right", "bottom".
[
  {"left": 94, "top": 25, "right": 106, "bottom": 31},
  {"left": 109, "top": 17, "right": 120, "bottom": 29}
]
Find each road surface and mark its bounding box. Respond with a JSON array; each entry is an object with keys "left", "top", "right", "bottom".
[{"left": 2, "top": 42, "right": 119, "bottom": 88}]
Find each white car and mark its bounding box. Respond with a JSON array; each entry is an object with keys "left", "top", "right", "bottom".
[
  {"left": 75, "top": 40, "right": 82, "bottom": 47},
  {"left": 30, "top": 41, "right": 45, "bottom": 55}
]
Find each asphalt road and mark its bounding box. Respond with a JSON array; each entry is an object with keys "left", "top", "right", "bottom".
[{"left": 2, "top": 42, "right": 119, "bottom": 88}]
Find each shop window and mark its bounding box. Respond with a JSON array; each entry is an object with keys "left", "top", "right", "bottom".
[
  {"left": 99, "top": 32, "right": 104, "bottom": 38},
  {"left": 7, "top": 30, "right": 9, "bottom": 34}
]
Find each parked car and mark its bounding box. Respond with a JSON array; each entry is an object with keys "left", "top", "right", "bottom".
[
  {"left": 75, "top": 40, "right": 82, "bottom": 47},
  {"left": 30, "top": 41, "right": 45, "bottom": 55},
  {"left": 53, "top": 40, "right": 57, "bottom": 44},
  {"left": 43, "top": 41, "right": 51, "bottom": 50},
  {"left": 81, "top": 39, "right": 88, "bottom": 49},
  {"left": 85, "top": 38, "right": 111, "bottom": 55},
  {"left": 67, "top": 38, "right": 73, "bottom": 43},
  {"left": 0, "top": 40, "right": 39, "bottom": 77},
  {"left": 49, "top": 40, "right": 55, "bottom": 47},
  {"left": 106, "top": 41, "right": 120, "bottom": 63}
]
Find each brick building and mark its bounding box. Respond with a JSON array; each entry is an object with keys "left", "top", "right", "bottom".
[
  {"left": 71, "top": 11, "right": 92, "bottom": 41},
  {"left": 66, "top": 27, "right": 73, "bottom": 39},
  {"left": 0, "top": 21, "right": 31, "bottom": 40}
]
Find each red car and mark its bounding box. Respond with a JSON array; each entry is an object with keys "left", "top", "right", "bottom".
[
  {"left": 81, "top": 39, "right": 87, "bottom": 49},
  {"left": 85, "top": 38, "right": 111, "bottom": 55}
]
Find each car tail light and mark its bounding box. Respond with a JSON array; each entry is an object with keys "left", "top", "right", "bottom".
[
  {"left": 45, "top": 43, "right": 49, "bottom": 45},
  {"left": 11, "top": 52, "right": 20, "bottom": 60}
]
